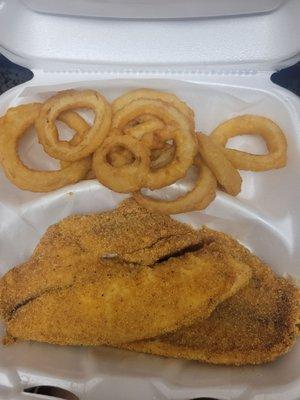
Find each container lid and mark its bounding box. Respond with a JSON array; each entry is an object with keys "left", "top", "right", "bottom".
[
  {"left": 0, "top": 0, "right": 299, "bottom": 72},
  {"left": 22, "top": 0, "right": 286, "bottom": 20}
]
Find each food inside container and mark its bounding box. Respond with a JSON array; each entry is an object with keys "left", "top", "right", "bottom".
[{"left": 0, "top": 1, "right": 300, "bottom": 400}]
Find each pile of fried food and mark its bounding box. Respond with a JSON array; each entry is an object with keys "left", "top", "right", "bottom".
[
  {"left": 0, "top": 89, "right": 287, "bottom": 214},
  {"left": 0, "top": 199, "right": 298, "bottom": 365}
]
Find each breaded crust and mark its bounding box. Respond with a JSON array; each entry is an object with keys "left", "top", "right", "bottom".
[
  {"left": 0, "top": 199, "right": 202, "bottom": 319},
  {"left": 4, "top": 245, "right": 251, "bottom": 346},
  {"left": 33, "top": 198, "right": 203, "bottom": 265},
  {"left": 121, "top": 228, "right": 300, "bottom": 365}
]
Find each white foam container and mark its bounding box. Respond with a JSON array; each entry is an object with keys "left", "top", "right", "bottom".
[
  {"left": 22, "top": 0, "right": 286, "bottom": 19},
  {"left": 0, "top": 0, "right": 300, "bottom": 399}
]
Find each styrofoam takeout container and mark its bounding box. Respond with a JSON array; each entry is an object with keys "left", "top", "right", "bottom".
[{"left": 0, "top": 1, "right": 300, "bottom": 399}]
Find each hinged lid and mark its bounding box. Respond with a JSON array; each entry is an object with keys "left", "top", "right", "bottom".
[
  {"left": 0, "top": 0, "right": 299, "bottom": 73},
  {"left": 22, "top": 0, "right": 285, "bottom": 19}
]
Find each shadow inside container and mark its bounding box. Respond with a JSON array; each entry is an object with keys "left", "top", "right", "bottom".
[
  {"left": 23, "top": 386, "right": 222, "bottom": 399},
  {"left": 24, "top": 386, "right": 79, "bottom": 399}
]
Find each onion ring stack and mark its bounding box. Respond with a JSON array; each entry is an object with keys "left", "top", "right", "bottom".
[
  {"left": 0, "top": 88, "right": 288, "bottom": 214},
  {"left": 35, "top": 90, "right": 112, "bottom": 162},
  {"left": 93, "top": 135, "right": 151, "bottom": 193},
  {"left": 0, "top": 104, "right": 91, "bottom": 192},
  {"left": 110, "top": 97, "right": 197, "bottom": 188},
  {"left": 112, "top": 88, "right": 195, "bottom": 129}
]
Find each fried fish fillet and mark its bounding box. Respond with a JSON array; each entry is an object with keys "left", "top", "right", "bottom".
[
  {"left": 2, "top": 245, "right": 251, "bottom": 346},
  {"left": 33, "top": 198, "right": 203, "bottom": 266},
  {"left": 0, "top": 199, "right": 203, "bottom": 319},
  {"left": 121, "top": 228, "right": 300, "bottom": 365}
]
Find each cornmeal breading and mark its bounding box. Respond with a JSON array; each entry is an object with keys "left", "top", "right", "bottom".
[
  {"left": 33, "top": 198, "right": 203, "bottom": 265},
  {"left": 1, "top": 201, "right": 251, "bottom": 346},
  {"left": 121, "top": 228, "right": 300, "bottom": 365},
  {"left": 0, "top": 199, "right": 202, "bottom": 319},
  {"left": 2, "top": 245, "right": 250, "bottom": 346}
]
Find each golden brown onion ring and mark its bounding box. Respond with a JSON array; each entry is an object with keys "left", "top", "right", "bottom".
[
  {"left": 105, "top": 128, "right": 136, "bottom": 167},
  {"left": 93, "top": 135, "right": 150, "bottom": 193},
  {"left": 112, "top": 89, "right": 195, "bottom": 129},
  {"left": 124, "top": 114, "right": 157, "bottom": 128},
  {"left": 150, "top": 144, "right": 176, "bottom": 170},
  {"left": 124, "top": 117, "right": 165, "bottom": 139},
  {"left": 210, "top": 115, "right": 287, "bottom": 171},
  {"left": 110, "top": 130, "right": 174, "bottom": 170},
  {"left": 107, "top": 146, "right": 134, "bottom": 168},
  {"left": 58, "top": 111, "right": 95, "bottom": 179},
  {"left": 140, "top": 129, "right": 192, "bottom": 189},
  {"left": 197, "top": 132, "right": 242, "bottom": 196},
  {"left": 58, "top": 109, "right": 91, "bottom": 143},
  {"left": 123, "top": 115, "right": 166, "bottom": 150},
  {"left": 36, "top": 90, "right": 112, "bottom": 162},
  {"left": 140, "top": 131, "right": 167, "bottom": 150},
  {"left": 0, "top": 104, "right": 90, "bottom": 192},
  {"left": 133, "top": 160, "right": 217, "bottom": 215},
  {"left": 112, "top": 99, "right": 197, "bottom": 189},
  {"left": 104, "top": 127, "right": 135, "bottom": 166}
]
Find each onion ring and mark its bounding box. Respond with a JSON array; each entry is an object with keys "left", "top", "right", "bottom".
[
  {"left": 124, "top": 117, "right": 165, "bottom": 140},
  {"left": 123, "top": 115, "right": 166, "bottom": 149},
  {"left": 109, "top": 128, "right": 171, "bottom": 167},
  {"left": 108, "top": 147, "right": 134, "bottom": 167},
  {"left": 112, "top": 98, "right": 197, "bottom": 189},
  {"left": 140, "top": 131, "right": 168, "bottom": 150},
  {"left": 150, "top": 144, "right": 176, "bottom": 170},
  {"left": 0, "top": 104, "right": 91, "bottom": 192},
  {"left": 112, "top": 89, "right": 195, "bottom": 129},
  {"left": 93, "top": 135, "right": 150, "bottom": 193},
  {"left": 109, "top": 140, "right": 175, "bottom": 170},
  {"left": 103, "top": 127, "right": 136, "bottom": 167},
  {"left": 105, "top": 128, "right": 136, "bottom": 167},
  {"left": 133, "top": 159, "right": 217, "bottom": 215},
  {"left": 197, "top": 132, "right": 242, "bottom": 196},
  {"left": 210, "top": 115, "right": 287, "bottom": 171},
  {"left": 124, "top": 114, "right": 158, "bottom": 128},
  {"left": 140, "top": 129, "right": 192, "bottom": 189},
  {"left": 58, "top": 109, "right": 91, "bottom": 144},
  {"left": 58, "top": 111, "right": 95, "bottom": 179},
  {"left": 35, "top": 89, "right": 112, "bottom": 162}
]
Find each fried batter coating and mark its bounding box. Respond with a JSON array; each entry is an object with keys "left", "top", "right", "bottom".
[
  {"left": 0, "top": 199, "right": 202, "bottom": 319},
  {"left": 3, "top": 245, "right": 251, "bottom": 346},
  {"left": 122, "top": 228, "right": 300, "bottom": 365},
  {"left": 33, "top": 198, "right": 203, "bottom": 265}
]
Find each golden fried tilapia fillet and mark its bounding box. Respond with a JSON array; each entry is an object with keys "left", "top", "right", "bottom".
[
  {"left": 0, "top": 200, "right": 251, "bottom": 346},
  {"left": 0, "top": 199, "right": 203, "bottom": 319},
  {"left": 121, "top": 228, "right": 300, "bottom": 365},
  {"left": 2, "top": 246, "right": 251, "bottom": 346},
  {"left": 33, "top": 198, "right": 203, "bottom": 266}
]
